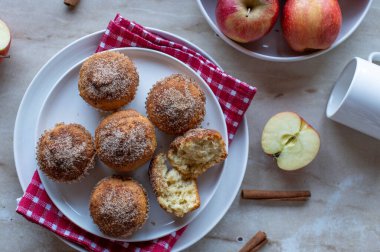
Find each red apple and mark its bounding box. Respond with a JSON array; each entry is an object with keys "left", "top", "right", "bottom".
[
  {"left": 215, "top": 0, "right": 279, "bottom": 43},
  {"left": 0, "top": 19, "right": 11, "bottom": 62},
  {"left": 282, "top": 0, "right": 342, "bottom": 52}
]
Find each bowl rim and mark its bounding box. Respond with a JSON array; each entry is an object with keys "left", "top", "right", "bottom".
[{"left": 196, "top": 0, "right": 373, "bottom": 62}]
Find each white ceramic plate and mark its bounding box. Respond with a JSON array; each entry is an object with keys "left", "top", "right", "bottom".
[
  {"left": 35, "top": 47, "right": 228, "bottom": 242},
  {"left": 14, "top": 29, "right": 249, "bottom": 251},
  {"left": 197, "top": 0, "right": 373, "bottom": 62}
]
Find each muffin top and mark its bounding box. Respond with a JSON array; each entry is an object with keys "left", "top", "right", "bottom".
[
  {"left": 146, "top": 74, "right": 206, "bottom": 135},
  {"left": 37, "top": 123, "right": 95, "bottom": 182},
  {"left": 90, "top": 175, "right": 149, "bottom": 238},
  {"left": 79, "top": 51, "right": 139, "bottom": 101},
  {"left": 95, "top": 110, "right": 157, "bottom": 170}
]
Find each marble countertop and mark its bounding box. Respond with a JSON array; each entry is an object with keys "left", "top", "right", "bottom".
[{"left": 1, "top": 1, "right": 380, "bottom": 251}]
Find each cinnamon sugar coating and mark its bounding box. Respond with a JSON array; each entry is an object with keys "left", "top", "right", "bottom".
[
  {"left": 89, "top": 175, "right": 149, "bottom": 238},
  {"left": 145, "top": 74, "right": 206, "bottom": 135},
  {"left": 95, "top": 110, "right": 157, "bottom": 172},
  {"left": 36, "top": 123, "right": 95, "bottom": 182},
  {"left": 78, "top": 51, "right": 139, "bottom": 111}
]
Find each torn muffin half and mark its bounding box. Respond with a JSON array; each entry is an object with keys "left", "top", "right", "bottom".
[
  {"left": 167, "top": 128, "right": 227, "bottom": 179},
  {"left": 149, "top": 153, "right": 200, "bottom": 217}
]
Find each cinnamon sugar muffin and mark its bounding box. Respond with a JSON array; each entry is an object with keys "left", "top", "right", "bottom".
[
  {"left": 36, "top": 123, "right": 95, "bottom": 182},
  {"left": 95, "top": 110, "right": 157, "bottom": 172},
  {"left": 149, "top": 153, "right": 200, "bottom": 217},
  {"left": 78, "top": 51, "right": 139, "bottom": 111},
  {"left": 145, "top": 74, "right": 206, "bottom": 135},
  {"left": 90, "top": 175, "right": 149, "bottom": 238},
  {"left": 168, "top": 128, "right": 227, "bottom": 179}
]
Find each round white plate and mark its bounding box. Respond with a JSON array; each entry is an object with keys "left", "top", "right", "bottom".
[
  {"left": 197, "top": 0, "right": 373, "bottom": 62},
  {"left": 14, "top": 29, "right": 249, "bottom": 251},
  {"left": 36, "top": 47, "right": 228, "bottom": 242}
]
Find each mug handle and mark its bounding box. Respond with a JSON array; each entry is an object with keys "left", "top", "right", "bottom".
[{"left": 368, "top": 52, "right": 380, "bottom": 63}]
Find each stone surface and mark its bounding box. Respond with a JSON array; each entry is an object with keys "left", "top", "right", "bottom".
[{"left": 1, "top": 0, "right": 380, "bottom": 251}]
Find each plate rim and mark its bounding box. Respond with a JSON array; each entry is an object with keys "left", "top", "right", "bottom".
[
  {"left": 35, "top": 46, "right": 229, "bottom": 242},
  {"left": 13, "top": 28, "right": 249, "bottom": 251},
  {"left": 14, "top": 31, "right": 104, "bottom": 192},
  {"left": 196, "top": 0, "right": 373, "bottom": 62}
]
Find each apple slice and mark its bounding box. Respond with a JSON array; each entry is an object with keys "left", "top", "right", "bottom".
[
  {"left": 0, "top": 19, "right": 11, "bottom": 62},
  {"left": 261, "top": 112, "right": 320, "bottom": 171}
]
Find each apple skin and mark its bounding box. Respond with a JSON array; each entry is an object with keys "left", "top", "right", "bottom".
[
  {"left": 0, "top": 42, "right": 11, "bottom": 62},
  {"left": 0, "top": 19, "right": 11, "bottom": 63},
  {"left": 215, "top": 0, "right": 280, "bottom": 43},
  {"left": 282, "top": 0, "right": 342, "bottom": 52}
]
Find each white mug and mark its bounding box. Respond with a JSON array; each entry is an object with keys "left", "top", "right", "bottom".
[{"left": 326, "top": 52, "right": 380, "bottom": 140}]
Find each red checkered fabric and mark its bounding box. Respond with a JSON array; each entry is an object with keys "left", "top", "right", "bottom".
[
  {"left": 16, "top": 14, "right": 256, "bottom": 252},
  {"left": 96, "top": 14, "right": 256, "bottom": 141},
  {"left": 17, "top": 172, "right": 185, "bottom": 252}
]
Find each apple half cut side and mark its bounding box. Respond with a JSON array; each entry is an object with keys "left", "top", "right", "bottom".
[
  {"left": 0, "top": 19, "right": 11, "bottom": 62},
  {"left": 261, "top": 112, "right": 320, "bottom": 171}
]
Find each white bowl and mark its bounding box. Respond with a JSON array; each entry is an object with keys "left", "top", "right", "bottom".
[{"left": 197, "top": 0, "right": 373, "bottom": 62}]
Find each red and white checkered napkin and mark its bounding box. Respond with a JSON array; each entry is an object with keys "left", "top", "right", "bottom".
[
  {"left": 16, "top": 14, "right": 256, "bottom": 252},
  {"left": 17, "top": 172, "right": 185, "bottom": 252},
  {"left": 96, "top": 14, "right": 256, "bottom": 141}
]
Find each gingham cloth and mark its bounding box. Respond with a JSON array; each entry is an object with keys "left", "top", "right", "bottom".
[
  {"left": 17, "top": 172, "right": 185, "bottom": 252},
  {"left": 16, "top": 14, "right": 256, "bottom": 252},
  {"left": 96, "top": 14, "right": 256, "bottom": 141}
]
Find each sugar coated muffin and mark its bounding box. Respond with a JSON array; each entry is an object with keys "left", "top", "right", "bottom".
[
  {"left": 36, "top": 123, "right": 95, "bottom": 182},
  {"left": 90, "top": 175, "right": 149, "bottom": 238},
  {"left": 95, "top": 109, "right": 157, "bottom": 172},
  {"left": 78, "top": 51, "right": 139, "bottom": 111},
  {"left": 168, "top": 128, "right": 227, "bottom": 179},
  {"left": 146, "top": 74, "right": 206, "bottom": 135}
]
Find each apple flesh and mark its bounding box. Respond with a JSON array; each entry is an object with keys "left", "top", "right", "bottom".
[
  {"left": 261, "top": 112, "right": 320, "bottom": 171},
  {"left": 215, "top": 0, "right": 279, "bottom": 43},
  {"left": 282, "top": 0, "right": 342, "bottom": 52},
  {"left": 0, "top": 19, "right": 11, "bottom": 62}
]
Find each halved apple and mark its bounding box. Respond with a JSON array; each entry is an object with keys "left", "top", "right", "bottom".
[
  {"left": 261, "top": 112, "right": 320, "bottom": 171},
  {"left": 0, "top": 19, "right": 11, "bottom": 62}
]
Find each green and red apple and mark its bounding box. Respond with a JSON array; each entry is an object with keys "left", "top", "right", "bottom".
[
  {"left": 261, "top": 112, "right": 320, "bottom": 171},
  {"left": 215, "top": 0, "right": 279, "bottom": 43},
  {"left": 0, "top": 19, "right": 11, "bottom": 62},
  {"left": 282, "top": 0, "right": 342, "bottom": 52}
]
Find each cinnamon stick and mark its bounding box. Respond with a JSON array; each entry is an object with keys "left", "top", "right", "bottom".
[
  {"left": 64, "top": 0, "right": 80, "bottom": 7},
  {"left": 239, "top": 231, "right": 267, "bottom": 252},
  {"left": 241, "top": 189, "right": 311, "bottom": 201}
]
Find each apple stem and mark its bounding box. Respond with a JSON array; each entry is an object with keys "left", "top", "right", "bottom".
[
  {"left": 246, "top": 8, "right": 251, "bottom": 17},
  {"left": 0, "top": 55, "right": 10, "bottom": 59}
]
